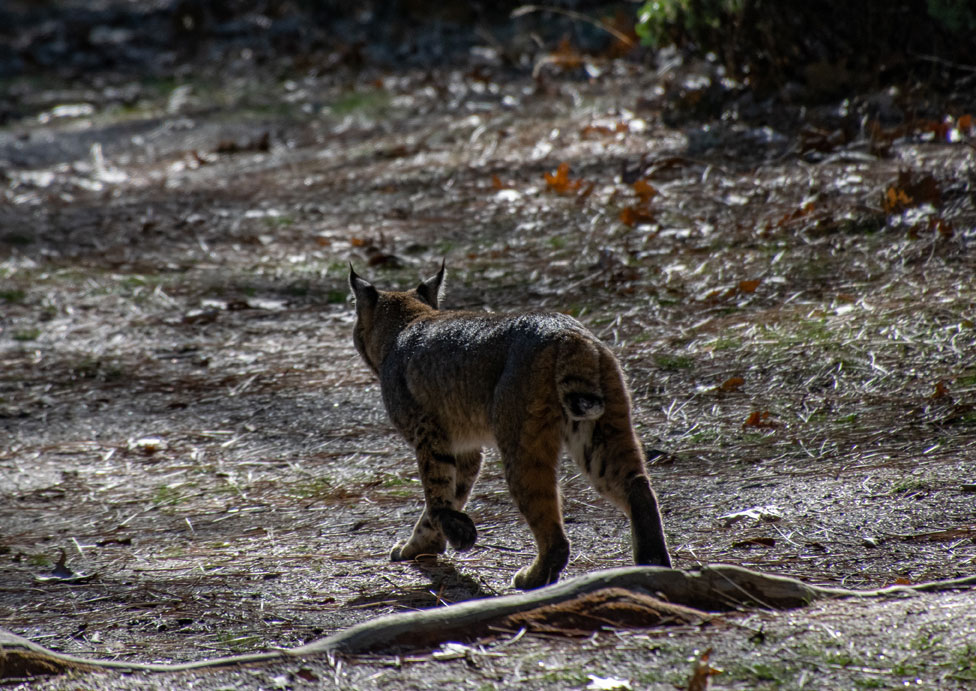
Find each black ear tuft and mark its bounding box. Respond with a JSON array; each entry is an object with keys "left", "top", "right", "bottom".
[
  {"left": 348, "top": 264, "right": 378, "bottom": 307},
  {"left": 415, "top": 261, "right": 446, "bottom": 309}
]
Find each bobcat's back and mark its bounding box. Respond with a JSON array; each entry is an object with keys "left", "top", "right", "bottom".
[{"left": 382, "top": 311, "right": 608, "bottom": 450}]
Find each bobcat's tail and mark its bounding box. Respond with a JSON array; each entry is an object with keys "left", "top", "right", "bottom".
[{"left": 556, "top": 337, "right": 605, "bottom": 421}]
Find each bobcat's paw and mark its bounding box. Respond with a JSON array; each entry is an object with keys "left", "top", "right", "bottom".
[
  {"left": 512, "top": 564, "right": 561, "bottom": 591},
  {"left": 431, "top": 508, "right": 477, "bottom": 551},
  {"left": 512, "top": 541, "right": 569, "bottom": 590},
  {"left": 390, "top": 538, "right": 446, "bottom": 562}
]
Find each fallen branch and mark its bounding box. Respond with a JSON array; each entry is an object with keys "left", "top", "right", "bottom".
[{"left": 4, "top": 564, "right": 975, "bottom": 679}]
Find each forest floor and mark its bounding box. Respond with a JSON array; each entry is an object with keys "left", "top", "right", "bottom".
[{"left": 2, "top": 6, "right": 976, "bottom": 689}]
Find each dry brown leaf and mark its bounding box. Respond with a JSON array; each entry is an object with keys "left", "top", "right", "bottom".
[
  {"left": 619, "top": 205, "right": 654, "bottom": 227},
  {"left": 738, "top": 279, "right": 761, "bottom": 293},
  {"left": 883, "top": 170, "right": 940, "bottom": 214},
  {"left": 718, "top": 376, "right": 745, "bottom": 393},
  {"left": 743, "top": 411, "right": 778, "bottom": 429},
  {"left": 930, "top": 380, "right": 950, "bottom": 400},
  {"left": 544, "top": 162, "right": 583, "bottom": 195},
  {"left": 687, "top": 648, "right": 721, "bottom": 691},
  {"left": 633, "top": 179, "right": 658, "bottom": 204}
]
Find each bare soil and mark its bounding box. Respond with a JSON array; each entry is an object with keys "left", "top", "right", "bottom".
[{"left": 2, "top": 27, "right": 976, "bottom": 690}]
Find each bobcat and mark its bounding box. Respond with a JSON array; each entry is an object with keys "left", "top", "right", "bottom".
[{"left": 348, "top": 264, "right": 671, "bottom": 590}]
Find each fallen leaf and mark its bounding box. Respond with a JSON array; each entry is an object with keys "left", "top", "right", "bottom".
[
  {"left": 738, "top": 279, "right": 761, "bottom": 293},
  {"left": 883, "top": 170, "right": 941, "bottom": 214},
  {"left": 930, "top": 380, "right": 950, "bottom": 400},
  {"left": 717, "top": 376, "right": 745, "bottom": 392},
  {"left": 544, "top": 162, "right": 583, "bottom": 195},
  {"left": 686, "top": 648, "right": 721, "bottom": 691},
  {"left": 491, "top": 174, "right": 510, "bottom": 190},
  {"left": 632, "top": 179, "right": 658, "bottom": 204},
  {"left": 619, "top": 205, "right": 654, "bottom": 227},
  {"left": 743, "top": 410, "right": 778, "bottom": 428}
]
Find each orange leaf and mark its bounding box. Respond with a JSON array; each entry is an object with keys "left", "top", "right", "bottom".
[
  {"left": 633, "top": 179, "right": 658, "bottom": 204},
  {"left": 718, "top": 376, "right": 745, "bottom": 392},
  {"left": 349, "top": 237, "right": 368, "bottom": 247},
  {"left": 883, "top": 186, "right": 913, "bottom": 214},
  {"left": 687, "top": 648, "right": 721, "bottom": 691},
  {"left": 958, "top": 114, "right": 973, "bottom": 133},
  {"left": 884, "top": 170, "right": 941, "bottom": 214},
  {"left": 544, "top": 162, "right": 583, "bottom": 195},
  {"left": 619, "top": 205, "right": 654, "bottom": 227},
  {"left": 930, "top": 380, "right": 950, "bottom": 400},
  {"left": 743, "top": 411, "right": 777, "bottom": 428},
  {"left": 491, "top": 174, "right": 508, "bottom": 190},
  {"left": 738, "top": 279, "right": 761, "bottom": 293}
]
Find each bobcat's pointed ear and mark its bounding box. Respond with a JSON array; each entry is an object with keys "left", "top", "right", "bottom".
[
  {"left": 415, "top": 261, "right": 446, "bottom": 309},
  {"left": 348, "top": 264, "right": 378, "bottom": 308}
]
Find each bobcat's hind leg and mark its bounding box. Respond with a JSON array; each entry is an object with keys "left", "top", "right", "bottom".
[
  {"left": 569, "top": 419, "right": 670, "bottom": 568},
  {"left": 499, "top": 415, "right": 569, "bottom": 590},
  {"left": 565, "top": 352, "right": 671, "bottom": 568}
]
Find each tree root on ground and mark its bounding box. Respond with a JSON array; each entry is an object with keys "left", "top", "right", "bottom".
[{"left": 3, "top": 564, "right": 975, "bottom": 679}]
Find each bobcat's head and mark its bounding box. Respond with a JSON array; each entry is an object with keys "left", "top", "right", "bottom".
[{"left": 348, "top": 262, "right": 446, "bottom": 374}]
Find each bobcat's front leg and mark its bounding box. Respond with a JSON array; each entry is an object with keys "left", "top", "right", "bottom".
[
  {"left": 390, "top": 447, "right": 480, "bottom": 561},
  {"left": 390, "top": 507, "right": 446, "bottom": 561}
]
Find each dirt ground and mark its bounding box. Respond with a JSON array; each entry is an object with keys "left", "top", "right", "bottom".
[{"left": 3, "top": 6, "right": 976, "bottom": 689}]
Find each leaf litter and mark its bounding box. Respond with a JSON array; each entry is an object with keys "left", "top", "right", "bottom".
[{"left": 2, "top": 7, "right": 976, "bottom": 690}]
